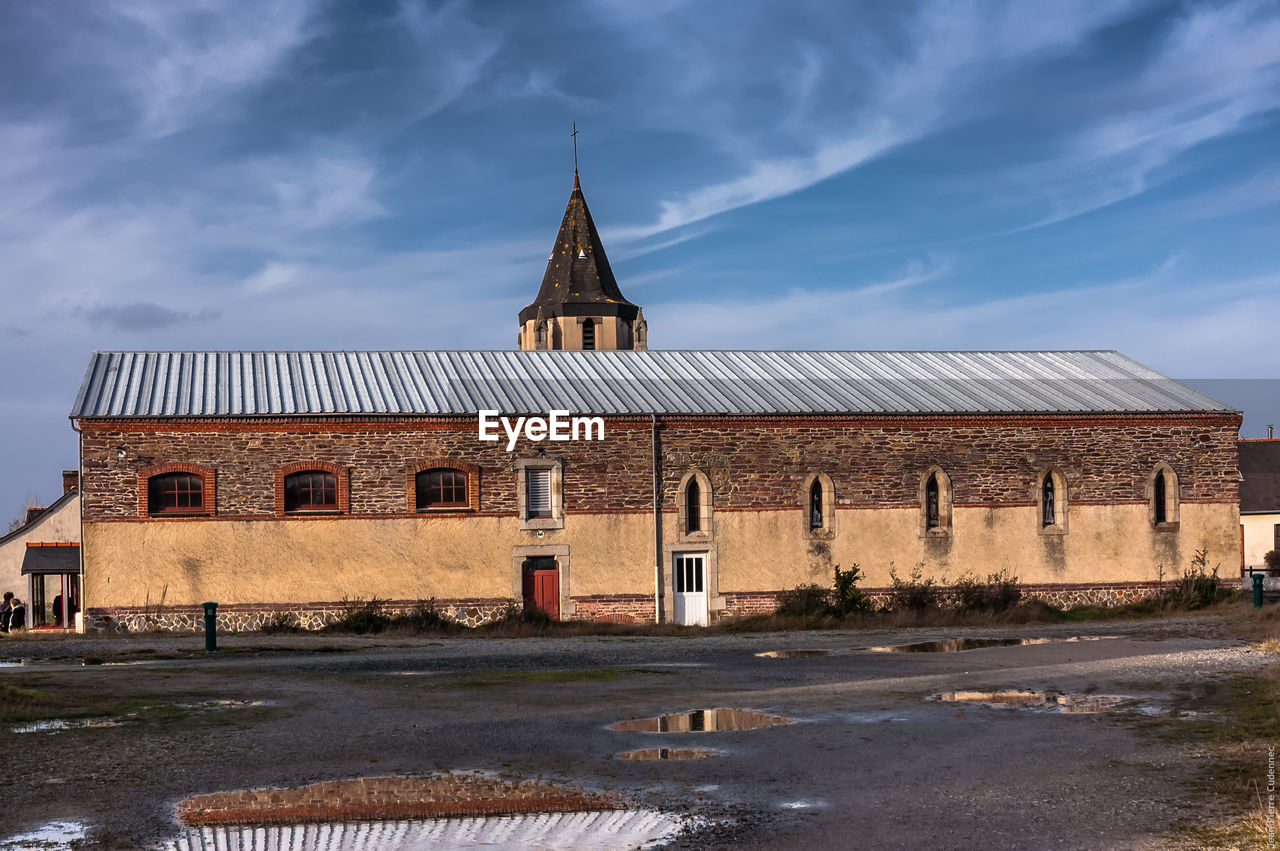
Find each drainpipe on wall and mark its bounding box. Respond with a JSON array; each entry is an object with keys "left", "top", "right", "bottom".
[
  {"left": 651, "top": 413, "right": 662, "bottom": 624},
  {"left": 69, "top": 418, "right": 85, "bottom": 634}
]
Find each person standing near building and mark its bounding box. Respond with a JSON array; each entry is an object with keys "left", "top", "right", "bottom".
[
  {"left": 7, "top": 596, "right": 25, "bottom": 632},
  {"left": 1, "top": 591, "right": 12, "bottom": 633}
]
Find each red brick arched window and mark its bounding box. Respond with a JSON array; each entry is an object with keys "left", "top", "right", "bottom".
[
  {"left": 275, "top": 461, "right": 350, "bottom": 516},
  {"left": 137, "top": 463, "right": 216, "bottom": 518},
  {"left": 406, "top": 459, "right": 480, "bottom": 512}
]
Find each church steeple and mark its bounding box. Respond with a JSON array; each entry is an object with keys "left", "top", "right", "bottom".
[{"left": 518, "top": 172, "right": 646, "bottom": 351}]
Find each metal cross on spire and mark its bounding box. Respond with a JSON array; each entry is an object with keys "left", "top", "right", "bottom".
[{"left": 571, "top": 121, "right": 579, "bottom": 175}]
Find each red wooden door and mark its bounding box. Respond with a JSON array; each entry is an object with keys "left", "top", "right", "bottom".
[{"left": 521, "top": 566, "right": 559, "bottom": 619}]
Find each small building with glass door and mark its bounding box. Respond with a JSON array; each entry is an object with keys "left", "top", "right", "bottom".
[{"left": 0, "top": 472, "right": 82, "bottom": 632}]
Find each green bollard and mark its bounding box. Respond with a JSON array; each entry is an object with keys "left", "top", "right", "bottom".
[
  {"left": 1253, "top": 574, "right": 1265, "bottom": 608},
  {"left": 202, "top": 601, "right": 218, "bottom": 652}
]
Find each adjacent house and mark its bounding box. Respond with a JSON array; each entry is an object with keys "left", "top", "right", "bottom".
[
  {"left": 0, "top": 471, "right": 82, "bottom": 631},
  {"left": 1240, "top": 437, "right": 1280, "bottom": 572}
]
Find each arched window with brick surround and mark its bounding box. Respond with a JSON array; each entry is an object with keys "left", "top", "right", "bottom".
[
  {"left": 139, "top": 463, "right": 215, "bottom": 517},
  {"left": 407, "top": 459, "right": 480, "bottom": 512},
  {"left": 1149, "top": 463, "right": 1179, "bottom": 529},
  {"left": 275, "top": 462, "right": 349, "bottom": 515},
  {"left": 678, "top": 469, "right": 713, "bottom": 540},
  {"left": 920, "top": 467, "right": 953, "bottom": 535}
]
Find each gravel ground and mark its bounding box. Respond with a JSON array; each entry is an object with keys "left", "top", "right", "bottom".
[{"left": 0, "top": 615, "right": 1271, "bottom": 849}]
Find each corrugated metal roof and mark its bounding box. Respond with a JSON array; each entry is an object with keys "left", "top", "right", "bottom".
[{"left": 70, "top": 350, "right": 1235, "bottom": 418}]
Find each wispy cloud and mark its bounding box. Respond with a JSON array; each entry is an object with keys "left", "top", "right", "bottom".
[
  {"left": 1003, "top": 0, "right": 1280, "bottom": 231},
  {"left": 608, "top": 0, "right": 1157, "bottom": 239},
  {"left": 397, "top": 0, "right": 503, "bottom": 121},
  {"left": 105, "top": 0, "right": 321, "bottom": 137}
]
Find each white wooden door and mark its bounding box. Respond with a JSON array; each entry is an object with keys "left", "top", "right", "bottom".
[{"left": 673, "top": 553, "right": 708, "bottom": 626}]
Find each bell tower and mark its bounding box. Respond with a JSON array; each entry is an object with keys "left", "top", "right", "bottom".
[{"left": 518, "top": 171, "right": 646, "bottom": 351}]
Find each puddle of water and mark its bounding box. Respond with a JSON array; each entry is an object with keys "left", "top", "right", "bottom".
[
  {"left": 173, "top": 699, "right": 273, "bottom": 710},
  {"left": 615, "top": 747, "right": 720, "bottom": 760},
  {"left": 164, "top": 810, "right": 684, "bottom": 851},
  {"left": 779, "top": 800, "right": 824, "bottom": 810},
  {"left": 11, "top": 699, "right": 271, "bottom": 733},
  {"left": 11, "top": 718, "right": 123, "bottom": 733},
  {"left": 176, "top": 775, "right": 623, "bottom": 827},
  {"left": 829, "top": 710, "right": 914, "bottom": 724},
  {"left": 868, "top": 636, "right": 1116, "bottom": 653},
  {"left": 755, "top": 649, "right": 832, "bottom": 658},
  {"left": 935, "top": 690, "right": 1157, "bottom": 714},
  {"left": 0, "top": 661, "right": 26, "bottom": 668},
  {"left": 608, "top": 708, "right": 794, "bottom": 733},
  {"left": 0, "top": 819, "right": 90, "bottom": 850}
]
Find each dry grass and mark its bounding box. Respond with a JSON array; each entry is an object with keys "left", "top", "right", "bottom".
[{"left": 1149, "top": 667, "right": 1280, "bottom": 848}]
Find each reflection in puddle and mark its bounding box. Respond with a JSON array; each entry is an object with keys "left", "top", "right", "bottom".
[
  {"left": 164, "top": 810, "right": 684, "bottom": 851},
  {"left": 615, "top": 747, "right": 720, "bottom": 760},
  {"left": 12, "top": 699, "right": 271, "bottom": 733},
  {"left": 0, "top": 819, "right": 90, "bottom": 850},
  {"left": 868, "top": 636, "right": 1116, "bottom": 653},
  {"left": 0, "top": 661, "right": 25, "bottom": 668},
  {"left": 755, "top": 649, "right": 832, "bottom": 658},
  {"left": 177, "top": 775, "right": 621, "bottom": 827},
  {"left": 779, "top": 800, "right": 824, "bottom": 810},
  {"left": 935, "top": 690, "right": 1160, "bottom": 715},
  {"left": 831, "top": 710, "right": 913, "bottom": 724},
  {"left": 173, "top": 699, "right": 273, "bottom": 710},
  {"left": 609, "top": 708, "right": 794, "bottom": 733},
  {"left": 11, "top": 718, "right": 123, "bottom": 733}
]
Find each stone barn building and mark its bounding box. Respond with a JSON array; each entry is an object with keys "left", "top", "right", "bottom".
[
  {"left": 67, "top": 175, "right": 1242, "bottom": 631},
  {"left": 71, "top": 349, "right": 1240, "bottom": 631}
]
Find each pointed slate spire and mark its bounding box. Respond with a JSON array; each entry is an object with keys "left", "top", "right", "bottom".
[{"left": 518, "top": 174, "right": 638, "bottom": 324}]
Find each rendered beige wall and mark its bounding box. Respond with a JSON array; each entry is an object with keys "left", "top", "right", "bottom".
[
  {"left": 518, "top": 316, "right": 631, "bottom": 351},
  {"left": 711, "top": 502, "right": 1240, "bottom": 592},
  {"left": 1243, "top": 514, "right": 1279, "bottom": 569},
  {"left": 84, "top": 513, "right": 658, "bottom": 608},
  {"left": 0, "top": 494, "right": 80, "bottom": 605},
  {"left": 85, "top": 500, "right": 1239, "bottom": 610}
]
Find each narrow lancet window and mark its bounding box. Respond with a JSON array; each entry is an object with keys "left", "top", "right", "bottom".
[
  {"left": 809, "top": 479, "right": 823, "bottom": 530},
  {"left": 1042, "top": 474, "right": 1056, "bottom": 527},
  {"left": 925, "top": 474, "right": 940, "bottom": 530},
  {"left": 686, "top": 477, "right": 701, "bottom": 533},
  {"left": 1153, "top": 471, "right": 1166, "bottom": 525},
  {"left": 581, "top": 319, "right": 595, "bottom": 350}
]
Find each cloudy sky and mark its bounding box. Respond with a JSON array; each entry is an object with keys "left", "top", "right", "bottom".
[{"left": 1, "top": 0, "right": 1278, "bottom": 515}]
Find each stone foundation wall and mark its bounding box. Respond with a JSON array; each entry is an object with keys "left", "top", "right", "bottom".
[
  {"left": 721, "top": 581, "right": 1171, "bottom": 620},
  {"left": 85, "top": 580, "right": 1175, "bottom": 633},
  {"left": 84, "top": 598, "right": 513, "bottom": 633}
]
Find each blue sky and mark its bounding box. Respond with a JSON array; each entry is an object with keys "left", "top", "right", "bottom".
[{"left": 1, "top": 0, "right": 1278, "bottom": 515}]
